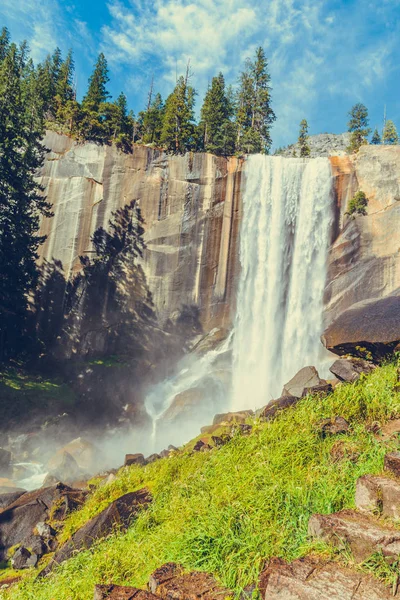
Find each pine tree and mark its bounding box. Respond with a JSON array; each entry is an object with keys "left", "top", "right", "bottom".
[
  {"left": 382, "top": 120, "right": 398, "bottom": 145},
  {"left": 81, "top": 53, "right": 110, "bottom": 142},
  {"left": 141, "top": 93, "right": 164, "bottom": 145},
  {"left": 101, "top": 92, "right": 133, "bottom": 150},
  {"left": 160, "top": 68, "right": 196, "bottom": 153},
  {"left": 0, "top": 27, "right": 10, "bottom": 63},
  {"left": 235, "top": 48, "right": 275, "bottom": 154},
  {"left": 56, "top": 49, "right": 74, "bottom": 104},
  {"left": 198, "top": 73, "right": 235, "bottom": 155},
  {"left": 0, "top": 43, "right": 52, "bottom": 359},
  {"left": 82, "top": 53, "right": 110, "bottom": 110},
  {"left": 298, "top": 119, "right": 311, "bottom": 157},
  {"left": 252, "top": 47, "right": 275, "bottom": 153},
  {"left": 371, "top": 128, "right": 381, "bottom": 145},
  {"left": 347, "top": 103, "right": 371, "bottom": 153}
]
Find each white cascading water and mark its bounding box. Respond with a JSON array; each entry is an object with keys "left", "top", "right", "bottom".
[{"left": 231, "top": 154, "right": 334, "bottom": 411}]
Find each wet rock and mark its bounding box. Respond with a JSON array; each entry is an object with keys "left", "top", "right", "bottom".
[
  {"left": 318, "top": 416, "right": 349, "bottom": 437},
  {"left": 384, "top": 451, "right": 400, "bottom": 477},
  {"left": 259, "top": 555, "right": 394, "bottom": 599},
  {"left": 0, "top": 449, "right": 11, "bottom": 476},
  {"left": 356, "top": 475, "right": 400, "bottom": 519},
  {"left": 124, "top": 454, "right": 146, "bottom": 467},
  {"left": 47, "top": 450, "right": 83, "bottom": 483},
  {"left": 259, "top": 396, "right": 299, "bottom": 420},
  {"left": 282, "top": 366, "right": 325, "bottom": 399},
  {"left": 41, "top": 473, "right": 61, "bottom": 487},
  {"left": 41, "top": 488, "right": 152, "bottom": 575},
  {"left": 11, "top": 546, "right": 38, "bottom": 569},
  {"left": 0, "top": 490, "right": 26, "bottom": 510},
  {"left": 329, "top": 357, "right": 375, "bottom": 383},
  {"left": 212, "top": 411, "right": 253, "bottom": 426},
  {"left": 149, "top": 562, "right": 231, "bottom": 599},
  {"left": 94, "top": 584, "right": 159, "bottom": 599},
  {"left": 308, "top": 509, "right": 400, "bottom": 561}
]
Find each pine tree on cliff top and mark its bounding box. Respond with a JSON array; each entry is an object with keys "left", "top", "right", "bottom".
[
  {"left": 0, "top": 43, "right": 52, "bottom": 360},
  {"left": 371, "top": 128, "right": 381, "bottom": 145},
  {"left": 347, "top": 103, "right": 371, "bottom": 153},
  {"left": 382, "top": 120, "right": 398, "bottom": 145},
  {"left": 199, "top": 72, "right": 235, "bottom": 155},
  {"left": 82, "top": 53, "right": 110, "bottom": 110},
  {"left": 298, "top": 119, "right": 311, "bottom": 157},
  {"left": 235, "top": 47, "right": 275, "bottom": 154},
  {"left": 141, "top": 92, "right": 165, "bottom": 145},
  {"left": 160, "top": 66, "right": 196, "bottom": 153}
]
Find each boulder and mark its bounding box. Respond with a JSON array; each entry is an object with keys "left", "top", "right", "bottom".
[
  {"left": 355, "top": 475, "right": 400, "bottom": 519},
  {"left": 322, "top": 294, "right": 400, "bottom": 359},
  {"left": 259, "top": 396, "right": 299, "bottom": 420},
  {"left": 193, "top": 440, "right": 212, "bottom": 452},
  {"left": 11, "top": 547, "right": 38, "bottom": 569},
  {"left": 94, "top": 584, "right": 158, "bottom": 600},
  {"left": 384, "top": 451, "right": 400, "bottom": 477},
  {"left": 308, "top": 509, "right": 400, "bottom": 561},
  {"left": 282, "top": 366, "right": 325, "bottom": 399},
  {"left": 145, "top": 454, "right": 161, "bottom": 464},
  {"left": 148, "top": 562, "right": 231, "bottom": 599},
  {"left": 259, "top": 556, "right": 393, "bottom": 599},
  {"left": 124, "top": 454, "right": 146, "bottom": 467},
  {"left": 41, "top": 488, "right": 152, "bottom": 575},
  {"left": 47, "top": 451, "right": 83, "bottom": 483},
  {"left": 329, "top": 358, "right": 375, "bottom": 383},
  {"left": 212, "top": 411, "right": 253, "bottom": 426},
  {"left": 318, "top": 416, "right": 349, "bottom": 437},
  {"left": 55, "top": 437, "right": 100, "bottom": 472},
  {"left": 0, "top": 483, "right": 86, "bottom": 560}
]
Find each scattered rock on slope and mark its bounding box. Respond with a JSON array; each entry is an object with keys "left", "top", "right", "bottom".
[
  {"left": 308, "top": 509, "right": 400, "bottom": 561},
  {"left": 329, "top": 357, "right": 375, "bottom": 383},
  {"left": 41, "top": 489, "right": 152, "bottom": 575},
  {"left": 281, "top": 366, "right": 326, "bottom": 398},
  {"left": 0, "top": 483, "right": 85, "bottom": 561},
  {"left": 355, "top": 474, "right": 400, "bottom": 519},
  {"left": 149, "top": 562, "right": 231, "bottom": 599},
  {"left": 259, "top": 556, "right": 394, "bottom": 599}
]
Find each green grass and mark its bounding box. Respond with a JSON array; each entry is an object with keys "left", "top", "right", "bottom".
[
  {"left": 4, "top": 361, "right": 400, "bottom": 599},
  {"left": 0, "top": 366, "right": 76, "bottom": 428}
]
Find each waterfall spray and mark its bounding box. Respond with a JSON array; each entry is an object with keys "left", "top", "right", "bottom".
[{"left": 231, "top": 155, "right": 333, "bottom": 411}]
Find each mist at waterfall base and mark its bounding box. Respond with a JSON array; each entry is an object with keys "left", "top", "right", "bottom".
[{"left": 15, "top": 154, "right": 335, "bottom": 489}]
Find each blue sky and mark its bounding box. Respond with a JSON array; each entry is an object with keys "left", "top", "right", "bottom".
[{"left": 1, "top": 0, "right": 400, "bottom": 149}]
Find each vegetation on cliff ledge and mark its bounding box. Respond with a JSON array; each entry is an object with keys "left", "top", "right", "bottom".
[{"left": 4, "top": 359, "right": 400, "bottom": 599}]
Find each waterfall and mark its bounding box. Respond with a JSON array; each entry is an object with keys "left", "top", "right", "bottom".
[{"left": 231, "top": 155, "right": 333, "bottom": 411}]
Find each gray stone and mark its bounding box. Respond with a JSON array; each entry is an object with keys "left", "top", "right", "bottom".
[
  {"left": 11, "top": 547, "right": 38, "bottom": 570},
  {"left": 355, "top": 475, "right": 400, "bottom": 519},
  {"left": 329, "top": 358, "right": 375, "bottom": 383},
  {"left": 277, "top": 133, "right": 351, "bottom": 158},
  {"left": 282, "top": 366, "right": 325, "bottom": 398},
  {"left": 124, "top": 454, "right": 146, "bottom": 467}
]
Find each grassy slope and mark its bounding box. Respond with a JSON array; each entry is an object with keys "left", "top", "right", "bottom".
[{"left": 4, "top": 361, "right": 400, "bottom": 599}]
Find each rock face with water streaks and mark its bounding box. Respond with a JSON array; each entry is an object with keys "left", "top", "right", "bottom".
[{"left": 38, "top": 132, "right": 242, "bottom": 333}]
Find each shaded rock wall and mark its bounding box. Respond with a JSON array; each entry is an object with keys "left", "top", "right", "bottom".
[{"left": 38, "top": 132, "right": 243, "bottom": 333}]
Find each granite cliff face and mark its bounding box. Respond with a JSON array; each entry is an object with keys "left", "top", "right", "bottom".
[
  {"left": 38, "top": 132, "right": 243, "bottom": 335},
  {"left": 325, "top": 145, "right": 400, "bottom": 356},
  {"left": 38, "top": 132, "right": 400, "bottom": 358}
]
